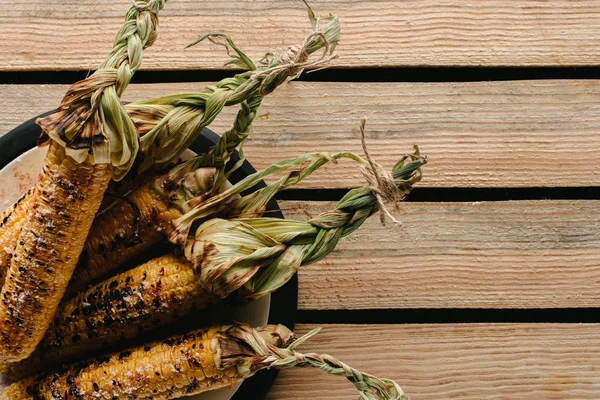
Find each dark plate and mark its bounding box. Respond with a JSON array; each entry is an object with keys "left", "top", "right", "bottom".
[{"left": 0, "top": 112, "right": 298, "bottom": 400}]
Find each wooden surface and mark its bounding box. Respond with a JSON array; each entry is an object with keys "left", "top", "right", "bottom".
[
  {"left": 282, "top": 200, "right": 600, "bottom": 310},
  {"left": 268, "top": 324, "right": 600, "bottom": 400},
  {"left": 3, "top": 1, "right": 600, "bottom": 70},
  {"left": 2, "top": 80, "right": 600, "bottom": 188},
  {"left": 1, "top": 0, "right": 600, "bottom": 399}
]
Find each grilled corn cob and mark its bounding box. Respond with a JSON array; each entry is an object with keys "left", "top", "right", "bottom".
[
  {"left": 1, "top": 323, "right": 407, "bottom": 400},
  {"left": 2, "top": 252, "right": 248, "bottom": 379},
  {"left": 67, "top": 174, "right": 197, "bottom": 294},
  {"left": 0, "top": 0, "right": 166, "bottom": 361},
  {"left": 0, "top": 142, "right": 113, "bottom": 361},
  {"left": 1, "top": 326, "right": 241, "bottom": 400},
  {"left": 3, "top": 254, "right": 216, "bottom": 378},
  {"left": 0, "top": 189, "right": 32, "bottom": 287},
  {"left": 0, "top": 105, "right": 167, "bottom": 293}
]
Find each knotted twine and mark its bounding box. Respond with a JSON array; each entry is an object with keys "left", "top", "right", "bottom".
[
  {"left": 359, "top": 118, "right": 406, "bottom": 226},
  {"left": 257, "top": 31, "right": 338, "bottom": 95},
  {"left": 217, "top": 323, "right": 408, "bottom": 400},
  {"left": 36, "top": 0, "right": 166, "bottom": 180},
  {"left": 131, "top": 0, "right": 156, "bottom": 11}
]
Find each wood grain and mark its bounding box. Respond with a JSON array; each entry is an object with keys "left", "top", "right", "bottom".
[
  {"left": 3, "top": 1, "right": 600, "bottom": 70},
  {"left": 2, "top": 80, "right": 600, "bottom": 188},
  {"left": 267, "top": 324, "right": 600, "bottom": 399},
  {"left": 279, "top": 200, "right": 600, "bottom": 309}
]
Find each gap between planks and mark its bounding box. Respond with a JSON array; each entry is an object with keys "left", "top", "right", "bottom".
[
  {"left": 2, "top": 1, "right": 600, "bottom": 70},
  {"left": 280, "top": 200, "right": 600, "bottom": 310},
  {"left": 267, "top": 323, "right": 600, "bottom": 400},
  {"left": 1, "top": 80, "right": 599, "bottom": 189}
]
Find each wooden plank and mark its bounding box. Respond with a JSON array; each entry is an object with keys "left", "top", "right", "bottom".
[
  {"left": 267, "top": 324, "right": 600, "bottom": 399},
  {"left": 279, "top": 200, "right": 600, "bottom": 309},
  {"left": 2, "top": 1, "right": 600, "bottom": 70},
  {"left": 1, "top": 80, "right": 600, "bottom": 188}
]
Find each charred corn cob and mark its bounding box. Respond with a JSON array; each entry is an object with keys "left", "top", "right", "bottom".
[
  {"left": 6, "top": 254, "right": 217, "bottom": 378},
  {"left": 2, "top": 323, "right": 407, "bottom": 400},
  {"left": 1, "top": 326, "right": 241, "bottom": 400},
  {"left": 0, "top": 104, "right": 167, "bottom": 294},
  {"left": 68, "top": 179, "right": 188, "bottom": 294},
  {"left": 0, "top": 0, "right": 166, "bottom": 361},
  {"left": 0, "top": 189, "right": 32, "bottom": 287},
  {"left": 0, "top": 142, "right": 112, "bottom": 361}
]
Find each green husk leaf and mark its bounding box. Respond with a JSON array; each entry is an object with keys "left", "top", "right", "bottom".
[
  {"left": 169, "top": 151, "right": 368, "bottom": 246},
  {"left": 36, "top": 1, "right": 166, "bottom": 180},
  {"left": 186, "top": 33, "right": 256, "bottom": 70}
]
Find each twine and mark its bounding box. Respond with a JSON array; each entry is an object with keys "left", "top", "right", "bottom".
[
  {"left": 131, "top": 0, "right": 156, "bottom": 11},
  {"left": 359, "top": 118, "right": 403, "bottom": 226},
  {"left": 257, "top": 31, "right": 338, "bottom": 95},
  {"left": 225, "top": 324, "right": 408, "bottom": 400}
]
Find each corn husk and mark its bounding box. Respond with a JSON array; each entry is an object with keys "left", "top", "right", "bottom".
[
  {"left": 10, "top": 9, "right": 339, "bottom": 214},
  {"left": 185, "top": 147, "right": 426, "bottom": 299},
  {"left": 133, "top": 6, "right": 339, "bottom": 173},
  {"left": 170, "top": 151, "right": 368, "bottom": 245},
  {"left": 36, "top": 0, "right": 166, "bottom": 180},
  {"left": 36, "top": 3, "right": 338, "bottom": 183},
  {"left": 216, "top": 323, "right": 408, "bottom": 400}
]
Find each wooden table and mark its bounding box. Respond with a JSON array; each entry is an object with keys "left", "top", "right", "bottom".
[{"left": 2, "top": 1, "right": 600, "bottom": 398}]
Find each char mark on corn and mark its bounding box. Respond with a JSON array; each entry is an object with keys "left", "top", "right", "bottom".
[{"left": 0, "top": 189, "right": 33, "bottom": 288}]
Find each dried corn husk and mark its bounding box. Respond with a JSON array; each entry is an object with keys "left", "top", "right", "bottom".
[
  {"left": 186, "top": 141, "right": 426, "bottom": 299},
  {"left": 36, "top": 0, "right": 167, "bottom": 180},
  {"left": 170, "top": 151, "right": 369, "bottom": 245},
  {"left": 217, "top": 323, "right": 408, "bottom": 400}
]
